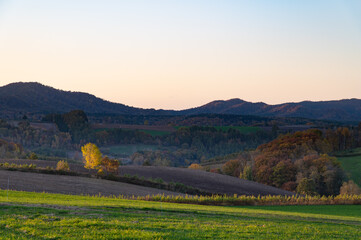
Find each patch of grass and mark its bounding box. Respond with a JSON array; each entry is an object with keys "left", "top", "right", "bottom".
[
  {"left": 101, "top": 144, "right": 159, "bottom": 156},
  {"left": 213, "top": 126, "right": 262, "bottom": 134},
  {"left": 336, "top": 149, "right": 361, "bottom": 186},
  {"left": 334, "top": 148, "right": 361, "bottom": 157},
  {"left": 175, "top": 126, "right": 261, "bottom": 134},
  {"left": 0, "top": 190, "right": 360, "bottom": 239},
  {"left": 242, "top": 205, "right": 361, "bottom": 218},
  {"left": 140, "top": 129, "right": 171, "bottom": 137}
]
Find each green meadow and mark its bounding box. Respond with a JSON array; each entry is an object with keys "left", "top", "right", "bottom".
[
  {"left": 337, "top": 148, "right": 361, "bottom": 186},
  {"left": 175, "top": 126, "right": 261, "bottom": 134},
  {"left": 213, "top": 126, "right": 262, "bottom": 133},
  {"left": 140, "top": 129, "right": 172, "bottom": 137},
  {"left": 101, "top": 144, "right": 159, "bottom": 157},
  {"left": 0, "top": 190, "right": 360, "bottom": 239}
]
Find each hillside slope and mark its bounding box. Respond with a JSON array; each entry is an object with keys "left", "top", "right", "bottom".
[
  {"left": 0, "top": 170, "right": 183, "bottom": 197},
  {"left": 118, "top": 166, "right": 293, "bottom": 196},
  {"left": 0, "top": 159, "right": 293, "bottom": 196}
]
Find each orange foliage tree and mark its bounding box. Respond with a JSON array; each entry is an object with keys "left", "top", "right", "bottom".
[
  {"left": 188, "top": 163, "right": 203, "bottom": 170},
  {"left": 254, "top": 130, "right": 344, "bottom": 194},
  {"left": 100, "top": 156, "right": 120, "bottom": 175}
]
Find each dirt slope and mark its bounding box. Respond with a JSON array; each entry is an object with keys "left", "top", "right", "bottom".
[
  {"left": 0, "top": 170, "right": 183, "bottom": 197},
  {"left": 0, "top": 159, "right": 294, "bottom": 196},
  {"left": 119, "top": 166, "right": 293, "bottom": 196}
]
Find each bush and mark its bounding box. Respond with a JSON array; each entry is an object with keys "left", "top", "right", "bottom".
[
  {"left": 56, "top": 160, "right": 70, "bottom": 171},
  {"left": 222, "top": 159, "right": 243, "bottom": 177},
  {"left": 210, "top": 168, "right": 221, "bottom": 174},
  {"left": 28, "top": 152, "right": 38, "bottom": 160},
  {"left": 340, "top": 180, "right": 361, "bottom": 195},
  {"left": 188, "top": 163, "right": 203, "bottom": 170},
  {"left": 296, "top": 178, "right": 317, "bottom": 195}
]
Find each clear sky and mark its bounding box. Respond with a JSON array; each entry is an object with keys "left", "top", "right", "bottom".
[{"left": 0, "top": 0, "right": 360, "bottom": 110}]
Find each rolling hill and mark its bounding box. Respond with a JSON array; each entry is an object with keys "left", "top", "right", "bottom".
[
  {"left": 180, "top": 98, "right": 361, "bottom": 122},
  {"left": 0, "top": 159, "right": 294, "bottom": 196},
  {"left": 0, "top": 82, "right": 162, "bottom": 115},
  {"left": 1, "top": 82, "right": 360, "bottom": 121}
]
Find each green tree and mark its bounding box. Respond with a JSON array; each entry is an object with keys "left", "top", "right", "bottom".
[{"left": 296, "top": 178, "right": 316, "bottom": 195}]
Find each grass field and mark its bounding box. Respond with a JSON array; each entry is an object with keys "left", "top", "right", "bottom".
[
  {"left": 101, "top": 144, "right": 159, "bottom": 157},
  {"left": 1, "top": 190, "right": 360, "bottom": 239},
  {"left": 175, "top": 126, "right": 261, "bottom": 134},
  {"left": 213, "top": 126, "right": 261, "bottom": 134},
  {"left": 140, "top": 129, "right": 172, "bottom": 137},
  {"left": 336, "top": 148, "right": 361, "bottom": 186}
]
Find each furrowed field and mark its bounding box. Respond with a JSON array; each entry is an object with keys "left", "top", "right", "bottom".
[{"left": 1, "top": 190, "right": 361, "bottom": 239}]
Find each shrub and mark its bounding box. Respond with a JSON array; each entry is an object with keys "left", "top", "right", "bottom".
[
  {"left": 210, "top": 168, "right": 221, "bottom": 174},
  {"left": 28, "top": 152, "right": 38, "bottom": 160},
  {"left": 297, "top": 178, "right": 317, "bottom": 195},
  {"left": 340, "top": 180, "right": 361, "bottom": 195},
  {"left": 188, "top": 163, "right": 203, "bottom": 170},
  {"left": 100, "top": 156, "right": 119, "bottom": 175},
  {"left": 222, "top": 159, "right": 243, "bottom": 177},
  {"left": 56, "top": 160, "right": 70, "bottom": 171}
]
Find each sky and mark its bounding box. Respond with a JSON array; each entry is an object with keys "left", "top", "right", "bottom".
[{"left": 0, "top": 0, "right": 360, "bottom": 110}]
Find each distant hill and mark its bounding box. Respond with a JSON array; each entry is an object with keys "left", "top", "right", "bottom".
[
  {"left": 0, "top": 82, "right": 360, "bottom": 122},
  {"left": 180, "top": 98, "right": 361, "bottom": 122},
  {"left": 0, "top": 82, "right": 163, "bottom": 115}
]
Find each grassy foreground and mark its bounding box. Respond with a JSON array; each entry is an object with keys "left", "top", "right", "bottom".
[{"left": 0, "top": 190, "right": 361, "bottom": 239}]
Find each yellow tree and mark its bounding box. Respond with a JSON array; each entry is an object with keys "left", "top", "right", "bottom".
[{"left": 81, "top": 143, "right": 102, "bottom": 170}]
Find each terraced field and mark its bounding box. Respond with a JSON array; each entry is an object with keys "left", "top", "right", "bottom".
[{"left": 0, "top": 190, "right": 360, "bottom": 239}]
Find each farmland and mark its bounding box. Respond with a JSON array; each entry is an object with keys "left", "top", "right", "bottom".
[
  {"left": 0, "top": 161, "right": 293, "bottom": 196},
  {"left": 101, "top": 144, "right": 160, "bottom": 157},
  {"left": 0, "top": 190, "right": 360, "bottom": 239},
  {"left": 175, "top": 125, "right": 261, "bottom": 134},
  {"left": 214, "top": 126, "right": 261, "bottom": 134},
  {"left": 336, "top": 148, "right": 361, "bottom": 186}
]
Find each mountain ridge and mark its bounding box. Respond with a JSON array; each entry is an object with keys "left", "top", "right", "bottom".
[{"left": 0, "top": 82, "right": 360, "bottom": 122}]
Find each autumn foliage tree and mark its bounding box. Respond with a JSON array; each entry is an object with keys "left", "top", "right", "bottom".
[
  {"left": 81, "top": 143, "right": 102, "bottom": 170},
  {"left": 188, "top": 163, "right": 203, "bottom": 170},
  {"left": 253, "top": 130, "right": 345, "bottom": 195},
  {"left": 221, "top": 159, "right": 244, "bottom": 177},
  {"left": 81, "top": 143, "right": 119, "bottom": 175},
  {"left": 100, "top": 156, "right": 120, "bottom": 175},
  {"left": 340, "top": 180, "right": 361, "bottom": 195}
]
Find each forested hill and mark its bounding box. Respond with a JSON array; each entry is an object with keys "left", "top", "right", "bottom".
[
  {"left": 179, "top": 98, "right": 361, "bottom": 122},
  {"left": 0, "top": 82, "right": 166, "bottom": 115},
  {"left": 1, "top": 82, "right": 360, "bottom": 122}
]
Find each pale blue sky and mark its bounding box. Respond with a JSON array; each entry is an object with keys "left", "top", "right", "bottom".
[{"left": 0, "top": 0, "right": 360, "bottom": 109}]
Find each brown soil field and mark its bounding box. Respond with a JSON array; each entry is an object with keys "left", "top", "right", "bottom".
[
  {"left": 0, "top": 170, "right": 183, "bottom": 197},
  {"left": 0, "top": 159, "right": 294, "bottom": 196},
  {"left": 118, "top": 166, "right": 294, "bottom": 196}
]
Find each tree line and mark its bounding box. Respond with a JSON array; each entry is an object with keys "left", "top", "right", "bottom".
[{"left": 211, "top": 127, "right": 361, "bottom": 196}]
